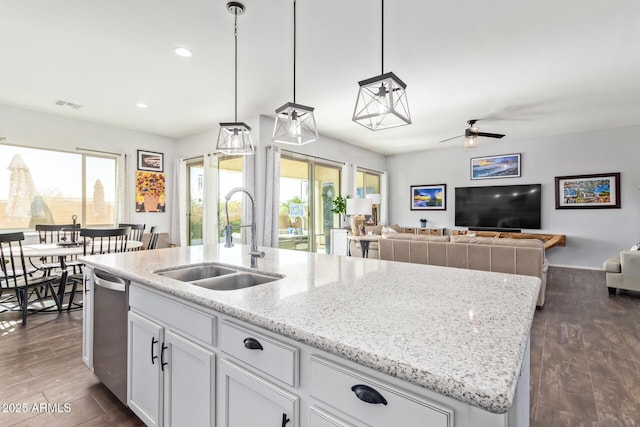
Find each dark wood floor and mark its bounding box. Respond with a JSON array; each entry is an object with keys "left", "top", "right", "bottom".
[
  {"left": 1, "top": 266, "right": 639, "bottom": 426},
  {"left": 531, "top": 267, "right": 640, "bottom": 427}
]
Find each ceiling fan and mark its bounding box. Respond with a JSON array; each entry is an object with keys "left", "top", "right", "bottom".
[{"left": 439, "top": 119, "right": 505, "bottom": 148}]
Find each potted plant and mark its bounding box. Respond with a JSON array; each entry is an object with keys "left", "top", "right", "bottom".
[
  {"left": 331, "top": 195, "right": 351, "bottom": 228},
  {"left": 420, "top": 218, "right": 428, "bottom": 228}
]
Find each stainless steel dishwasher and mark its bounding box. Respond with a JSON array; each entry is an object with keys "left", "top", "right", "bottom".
[{"left": 93, "top": 269, "right": 129, "bottom": 405}]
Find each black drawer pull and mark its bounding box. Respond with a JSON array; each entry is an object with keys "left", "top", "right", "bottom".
[
  {"left": 151, "top": 337, "right": 158, "bottom": 364},
  {"left": 351, "top": 384, "right": 388, "bottom": 405},
  {"left": 161, "top": 343, "right": 168, "bottom": 371},
  {"left": 243, "top": 337, "right": 264, "bottom": 350}
]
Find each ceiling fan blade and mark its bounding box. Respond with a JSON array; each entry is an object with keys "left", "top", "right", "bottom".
[
  {"left": 477, "top": 132, "right": 505, "bottom": 139},
  {"left": 439, "top": 134, "right": 464, "bottom": 143}
]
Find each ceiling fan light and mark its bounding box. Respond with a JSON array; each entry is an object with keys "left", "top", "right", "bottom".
[
  {"left": 273, "top": 102, "right": 318, "bottom": 145},
  {"left": 464, "top": 135, "right": 478, "bottom": 149},
  {"left": 353, "top": 72, "right": 411, "bottom": 131},
  {"left": 216, "top": 122, "right": 254, "bottom": 155}
]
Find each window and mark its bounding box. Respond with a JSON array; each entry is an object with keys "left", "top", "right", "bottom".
[
  {"left": 1, "top": 144, "right": 117, "bottom": 229},
  {"left": 218, "top": 155, "right": 244, "bottom": 244},
  {"left": 356, "top": 168, "right": 382, "bottom": 224}
]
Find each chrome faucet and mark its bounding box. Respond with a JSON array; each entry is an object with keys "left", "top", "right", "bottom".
[{"left": 224, "top": 187, "right": 265, "bottom": 268}]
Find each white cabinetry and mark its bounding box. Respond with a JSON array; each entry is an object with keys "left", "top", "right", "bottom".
[
  {"left": 81, "top": 266, "right": 94, "bottom": 369},
  {"left": 219, "top": 321, "right": 299, "bottom": 426},
  {"left": 124, "top": 282, "right": 528, "bottom": 427},
  {"left": 220, "top": 359, "right": 298, "bottom": 427},
  {"left": 128, "top": 284, "right": 216, "bottom": 427},
  {"left": 310, "top": 357, "right": 452, "bottom": 427},
  {"left": 128, "top": 311, "right": 163, "bottom": 427}
]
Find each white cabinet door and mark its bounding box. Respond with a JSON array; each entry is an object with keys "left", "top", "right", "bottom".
[
  {"left": 128, "top": 311, "right": 164, "bottom": 427},
  {"left": 220, "top": 359, "right": 298, "bottom": 427},
  {"left": 81, "top": 266, "right": 94, "bottom": 369},
  {"left": 164, "top": 330, "right": 216, "bottom": 427}
]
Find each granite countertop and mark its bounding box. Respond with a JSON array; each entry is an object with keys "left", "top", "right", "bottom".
[{"left": 80, "top": 243, "right": 540, "bottom": 414}]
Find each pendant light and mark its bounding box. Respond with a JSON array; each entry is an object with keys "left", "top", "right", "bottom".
[
  {"left": 272, "top": 0, "right": 318, "bottom": 145},
  {"left": 352, "top": 0, "right": 410, "bottom": 131},
  {"left": 216, "top": 2, "right": 254, "bottom": 155}
]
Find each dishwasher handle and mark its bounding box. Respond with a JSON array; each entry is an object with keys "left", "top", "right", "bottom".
[{"left": 94, "top": 270, "right": 128, "bottom": 293}]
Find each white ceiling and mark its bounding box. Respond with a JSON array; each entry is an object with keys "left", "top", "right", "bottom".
[{"left": 1, "top": 0, "right": 639, "bottom": 155}]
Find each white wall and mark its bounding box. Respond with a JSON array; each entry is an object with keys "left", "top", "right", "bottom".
[
  {"left": 0, "top": 104, "right": 177, "bottom": 233},
  {"left": 386, "top": 125, "right": 640, "bottom": 269}
]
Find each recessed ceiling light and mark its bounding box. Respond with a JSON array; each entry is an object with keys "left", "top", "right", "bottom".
[
  {"left": 136, "top": 103, "right": 148, "bottom": 109},
  {"left": 174, "top": 47, "right": 193, "bottom": 57}
]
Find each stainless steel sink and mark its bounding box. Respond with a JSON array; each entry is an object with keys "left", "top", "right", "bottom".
[
  {"left": 155, "top": 264, "right": 284, "bottom": 291},
  {"left": 191, "top": 272, "right": 279, "bottom": 291},
  {"left": 157, "top": 265, "right": 237, "bottom": 281}
]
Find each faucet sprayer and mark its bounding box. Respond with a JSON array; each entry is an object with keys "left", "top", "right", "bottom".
[{"left": 224, "top": 187, "right": 265, "bottom": 268}]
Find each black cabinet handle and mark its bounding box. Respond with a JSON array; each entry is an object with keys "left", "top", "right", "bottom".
[
  {"left": 281, "top": 413, "right": 290, "bottom": 427},
  {"left": 160, "top": 343, "right": 168, "bottom": 371},
  {"left": 151, "top": 337, "right": 158, "bottom": 364},
  {"left": 351, "top": 384, "right": 388, "bottom": 405},
  {"left": 243, "top": 337, "right": 264, "bottom": 350}
]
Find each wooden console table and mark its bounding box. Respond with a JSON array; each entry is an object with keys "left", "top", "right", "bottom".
[{"left": 451, "top": 230, "right": 566, "bottom": 250}]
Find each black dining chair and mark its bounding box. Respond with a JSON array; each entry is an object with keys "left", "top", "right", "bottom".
[
  {"left": 118, "top": 223, "right": 145, "bottom": 251},
  {"left": 0, "top": 232, "right": 63, "bottom": 326},
  {"left": 66, "top": 227, "right": 131, "bottom": 311},
  {"left": 147, "top": 226, "right": 160, "bottom": 250},
  {"left": 34, "top": 224, "right": 82, "bottom": 275}
]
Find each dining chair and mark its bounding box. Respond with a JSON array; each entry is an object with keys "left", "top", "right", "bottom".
[
  {"left": 34, "top": 223, "right": 82, "bottom": 275},
  {"left": 66, "top": 226, "right": 131, "bottom": 311},
  {"left": 118, "top": 223, "right": 146, "bottom": 251},
  {"left": 0, "top": 232, "right": 63, "bottom": 326},
  {"left": 147, "top": 226, "right": 160, "bottom": 250}
]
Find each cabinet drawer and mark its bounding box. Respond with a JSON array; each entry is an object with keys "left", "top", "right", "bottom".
[
  {"left": 220, "top": 321, "right": 298, "bottom": 387},
  {"left": 310, "top": 406, "right": 359, "bottom": 427},
  {"left": 310, "top": 357, "right": 453, "bottom": 427},
  {"left": 129, "top": 284, "right": 216, "bottom": 347}
]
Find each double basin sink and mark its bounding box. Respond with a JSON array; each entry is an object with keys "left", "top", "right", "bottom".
[{"left": 155, "top": 264, "right": 284, "bottom": 291}]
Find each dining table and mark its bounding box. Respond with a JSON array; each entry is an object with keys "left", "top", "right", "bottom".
[{"left": 21, "top": 240, "right": 143, "bottom": 310}]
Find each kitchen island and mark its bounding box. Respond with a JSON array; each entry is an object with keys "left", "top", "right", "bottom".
[{"left": 81, "top": 244, "right": 539, "bottom": 427}]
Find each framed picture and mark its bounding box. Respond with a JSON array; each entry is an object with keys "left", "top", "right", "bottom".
[
  {"left": 555, "top": 172, "right": 621, "bottom": 209},
  {"left": 471, "top": 153, "right": 521, "bottom": 180},
  {"left": 410, "top": 184, "right": 446, "bottom": 210},
  {"left": 135, "top": 171, "right": 166, "bottom": 212},
  {"left": 137, "top": 150, "right": 164, "bottom": 172}
]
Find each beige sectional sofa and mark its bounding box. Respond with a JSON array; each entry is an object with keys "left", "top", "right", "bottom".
[{"left": 378, "top": 233, "right": 548, "bottom": 307}]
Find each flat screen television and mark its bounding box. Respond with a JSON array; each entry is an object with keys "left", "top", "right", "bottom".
[{"left": 455, "top": 184, "right": 542, "bottom": 230}]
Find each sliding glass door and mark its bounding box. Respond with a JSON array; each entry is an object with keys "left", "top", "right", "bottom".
[{"left": 279, "top": 154, "right": 341, "bottom": 253}]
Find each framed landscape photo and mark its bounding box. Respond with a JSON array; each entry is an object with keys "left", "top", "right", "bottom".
[
  {"left": 137, "top": 150, "right": 164, "bottom": 172},
  {"left": 410, "top": 184, "right": 446, "bottom": 210},
  {"left": 471, "top": 153, "right": 521, "bottom": 180},
  {"left": 555, "top": 172, "right": 621, "bottom": 209}
]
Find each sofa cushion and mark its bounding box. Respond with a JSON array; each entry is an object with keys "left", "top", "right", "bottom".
[
  {"left": 383, "top": 233, "right": 450, "bottom": 242},
  {"left": 449, "top": 235, "right": 496, "bottom": 245},
  {"left": 603, "top": 256, "right": 621, "bottom": 273}
]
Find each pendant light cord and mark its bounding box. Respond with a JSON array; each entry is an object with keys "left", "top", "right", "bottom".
[
  {"left": 381, "top": 0, "right": 384, "bottom": 75},
  {"left": 293, "top": 0, "right": 297, "bottom": 103},
  {"left": 234, "top": 8, "right": 238, "bottom": 122}
]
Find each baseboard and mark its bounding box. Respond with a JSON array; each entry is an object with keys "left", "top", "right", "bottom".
[{"left": 547, "top": 263, "right": 603, "bottom": 272}]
